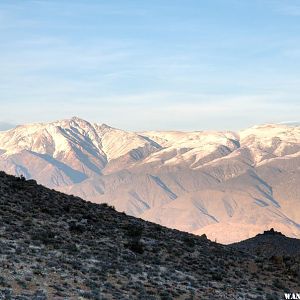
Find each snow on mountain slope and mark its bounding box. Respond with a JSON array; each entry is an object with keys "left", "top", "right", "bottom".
[
  {"left": 142, "top": 130, "right": 238, "bottom": 149},
  {"left": 141, "top": 130, "right": 239, "bottom": 167},
  {"left": 0, "top": 117, "right": 159, "bottom": 187},
  {"left": 240, "top": 124, "right": 300, "bottom": 165},
  {"left": 0, "top": 118, "right": 299, "bottom": 243},
  {"left": 94, "top": 124, "right": 160, "bottom": 162}
]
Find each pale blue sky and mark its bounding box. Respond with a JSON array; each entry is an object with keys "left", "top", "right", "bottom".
[{"left": 0, "top": 0, "right": 300, "bottom": 130}]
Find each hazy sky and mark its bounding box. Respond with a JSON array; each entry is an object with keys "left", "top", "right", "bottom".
[{"left": 0, "top": 0, "right": 300, "bottom": 131}]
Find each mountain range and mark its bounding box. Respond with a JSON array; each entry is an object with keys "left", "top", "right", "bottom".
[{"left": 0, "top": 117, "right": 299, "bottom": 243}]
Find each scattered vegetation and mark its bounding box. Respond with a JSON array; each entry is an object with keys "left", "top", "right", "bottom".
[{"left": 0, "top": 171, "right": 299, "bottom": 299}]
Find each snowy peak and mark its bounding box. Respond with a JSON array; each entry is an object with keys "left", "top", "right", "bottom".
[
  {"left": 0, "top": 117, "right": 94, "bottom": 157},
  {"left": 0, "top": 117, "right": 162, "bottom": 184},
  {"left": 0, "top": 117, "right": 157, "bottom": 160},
  {"left": 1, "top": 118, "right": 300, "bottom": 243},
  {"left": 93, "top": 123, "right": 160, "bottom": 161},
  {"left": 1, "top": 119, "right": 299, "bottom": 167},
  {"left": 139, "top": 130, "right": 241, "bottom": 169},
  {"left": 239, "top": 124, "right": 300, "bottom": 164},
  {"left": 142, "top": 130, "right": 238, "bottom": 148},
  {"left": 239, "top": 123, "right": 300, "bottom": 141}
]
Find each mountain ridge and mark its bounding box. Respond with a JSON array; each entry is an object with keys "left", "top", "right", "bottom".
[{"left": 0, "top": 117, "right": 299, "bottom": 243}]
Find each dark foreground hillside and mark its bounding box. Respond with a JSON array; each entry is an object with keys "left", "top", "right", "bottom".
[
  {"left": 0, "top": 172, "right": 299, "bottom": 299},
  {"left": 231, "top": 228, "right": 300, "bottom": 257}
]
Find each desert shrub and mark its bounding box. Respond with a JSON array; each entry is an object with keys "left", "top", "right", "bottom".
[
  {"left": 124, "top": 224, "right": 144, "bottom": 238},
  {"left": 101, "top": 203, "right": 116, "bottom": 210},
  {"left": 183, "top": 237, "right": 195, "bottom": 248},
  {"left": 69, "top": 221, "right": 85, "bottom": 233},
  {"left": 65, "top": 243, "right": 78, "bottom": 254},
  {"left": 211, "top": 272, "right": 223, "bottom": 281},
  {"left": 124, "top": 224, "right": 144, "bottom": 254},
  {"left": 127, "top": 239, "right": 144, "bottom": 254},
  {"left": 31, "top": 229, "right": 56, "bottom": 244},
  {"left": 273, "top": 278, "right": 285, "bottom": 289}
]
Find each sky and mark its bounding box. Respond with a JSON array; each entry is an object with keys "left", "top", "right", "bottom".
[{"left": 0, "top": 0, "right": 300, "bottom": 131}]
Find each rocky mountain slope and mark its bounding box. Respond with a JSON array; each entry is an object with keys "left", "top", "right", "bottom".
[
  {"left": 0, "top": 117, "right": 300, "bottom": 243},
  {"left": 0, "top": 171, "right": 299, "bottom": 299},
  {"left": 232, "top": 228, "right": 300, "bottom": 257}
]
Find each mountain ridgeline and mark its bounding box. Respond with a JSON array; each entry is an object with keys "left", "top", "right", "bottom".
[{"left": 0, "top": 117, "right": 300, "bottom": 243}]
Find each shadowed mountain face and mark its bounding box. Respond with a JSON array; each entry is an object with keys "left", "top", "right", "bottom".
[
  {"left": 0, "top": 117, "right": 300, "bottom": 243},
  {"left": 0, "top": 171, "right": 299, "bottom": 299}
]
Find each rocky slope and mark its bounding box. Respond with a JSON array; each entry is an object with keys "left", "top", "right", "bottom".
[
  {"left": 232, "top": 228, "right": 300, "bottom": 257},
  {"left": 0, "top": 117, "right": 300, "bottom": 243},
  {"left": 0, "top": 171, "right": 299, "bottom": 299}
]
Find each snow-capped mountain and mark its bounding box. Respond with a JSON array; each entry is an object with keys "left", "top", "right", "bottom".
[{"left": 1, "top": 117, "right": 300, "bottom": 243}]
